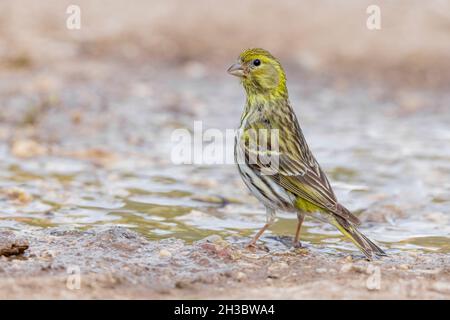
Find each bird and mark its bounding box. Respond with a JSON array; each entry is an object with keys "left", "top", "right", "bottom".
[{"left": 228, "top": 48, "right": 385, "bottom": 260}]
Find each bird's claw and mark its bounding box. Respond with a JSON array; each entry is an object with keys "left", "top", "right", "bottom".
[
  {"left": 293, "top": 241, "right": 302, "bottom": 249},
  {"left": 245, "top": 242, "right": 269, "bottom": 252}
]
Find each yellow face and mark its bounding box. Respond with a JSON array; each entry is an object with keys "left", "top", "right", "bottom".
[{"left": 228, "top": 48, "right": 287, "bottom": 96}]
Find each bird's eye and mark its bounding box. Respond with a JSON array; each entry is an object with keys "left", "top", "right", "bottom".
[{"left": 252, "top": 59, "right": 261, "bottom": 67}]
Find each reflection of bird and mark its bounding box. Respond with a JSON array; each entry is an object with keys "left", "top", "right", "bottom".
[{"left": 228, "top": 48, "right": 385, "bottom": 260}]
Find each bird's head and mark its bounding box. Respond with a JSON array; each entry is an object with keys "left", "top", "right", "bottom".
[{"left": 227, "top": 48, "right": 287, "bottom": 99}]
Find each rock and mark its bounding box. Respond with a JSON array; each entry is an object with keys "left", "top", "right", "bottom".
[
  {"left": 235, "top": 272, "right": 247, "bottom": 281},
  {"left": 159, "top": 249, "right": 172, "bottom": 258},
  {"left": 201, "top": 235, "right": 223, "bottom": 244},
  {"left": 0, "top": 232, "right": 29, "bottom": 257},
  {"left": 315, "top": 268, "right": 327, "bottom": 274}
]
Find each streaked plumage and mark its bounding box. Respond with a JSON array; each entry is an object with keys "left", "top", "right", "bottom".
[{"left": 229, "top": 48, "right": 385, "bottom": 259}]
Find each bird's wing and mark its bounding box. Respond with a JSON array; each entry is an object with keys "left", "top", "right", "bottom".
[{"left": 240, "top": 116, "right": 360, "bottom": 225}]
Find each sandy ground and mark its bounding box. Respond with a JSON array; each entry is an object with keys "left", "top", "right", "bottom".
[{"left": 1, "top": 228, "right": 449, "bottom": 299}]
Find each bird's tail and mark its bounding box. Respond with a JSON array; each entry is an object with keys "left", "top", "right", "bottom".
[{"left": 333, "top": 217, "right": 386, "bottom": 260}]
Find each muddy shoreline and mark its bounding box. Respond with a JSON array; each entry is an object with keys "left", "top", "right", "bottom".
[{"left": 1, "top": 227, "right": 449, "bottom": 299}]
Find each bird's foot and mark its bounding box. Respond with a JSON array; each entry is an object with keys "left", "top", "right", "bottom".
[
  {"left": 245, "top": 241, "right": 256, "bottom": 249},
  {"left": 293, "top": 240, "right": 302, "bottom": 249},
  {"left": 245, "top": 241, "right": 269, "bottom": 252}
]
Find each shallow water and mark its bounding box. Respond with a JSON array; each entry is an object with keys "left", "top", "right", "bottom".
[{"left": 0, "top": 67, "right": 449, "bottom": 255}]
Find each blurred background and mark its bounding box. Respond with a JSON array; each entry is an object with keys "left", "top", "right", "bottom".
[
  {"left": 1, "top": 0, "right": 450, "bottom": 86},
  {"left": 0, "top": 1, "right": 449, "bottom": 253}
]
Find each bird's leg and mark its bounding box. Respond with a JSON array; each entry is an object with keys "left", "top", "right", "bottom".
[
  {"left": 293, "top": 213, "right": 305, "bottom": 248},
  {"left": 246, "top": 223, "right": 270, "bottom": 248},
  {"left": 246, "top": 208, "right": 276, "bottom": 248}
]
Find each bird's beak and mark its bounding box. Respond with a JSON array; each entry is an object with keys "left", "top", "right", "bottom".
[{"left": 227, "top": 62, "right": 244, "bottom": 77}]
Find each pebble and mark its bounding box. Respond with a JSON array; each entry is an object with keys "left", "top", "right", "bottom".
[
  {"left": 315, "top": 268, "right": 327, "bottom": 274},
  {"left": 159, "top": 249, "right": 172, "bottom": 258},
  {"left": 235, "top": 272, "right": 247, "bottom": 281},
  {"left": 0, "top": 232, "right": 29, "bottom": 257},
  {"left": 202, "top": 235, "right": 222, "bottom": 244}
]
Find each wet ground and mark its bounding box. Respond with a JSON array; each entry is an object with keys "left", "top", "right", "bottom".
[
  {"left": 1, "top": 227, "right": 450, "bottom": 299},
  {"left": 0, "top": 59, "right": 449, "bottom": 299}
]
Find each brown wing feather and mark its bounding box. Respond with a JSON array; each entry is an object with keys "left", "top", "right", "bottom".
[{"left": 241, "top": 102, "right": 360, "bottom": 225}]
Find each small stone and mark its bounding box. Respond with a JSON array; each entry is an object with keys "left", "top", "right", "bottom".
[
  {"left": 315, "top": 268, "right": 327, "bottom": 274},
  {"left": 175, "top": 280, "right": 192, "bottom": 289},
  {"left": 202, "top": 235, "right": 222, "bottom": 244},
  {"left": 398, "top": 264, "right": 410, "bottom": 270},
  {"left": 159, "top": 249, "right": 172, "bottom": 258},
  {"left": 235, "top": 272, "right": 247, "bottom": 281},
  {"left": 0, "top": 231, "right": 29, "bottom": 257}
]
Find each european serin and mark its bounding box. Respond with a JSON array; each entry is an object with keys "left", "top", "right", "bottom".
[{"left": 228, "top": 48, "right": 385, "bottom": 260}]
